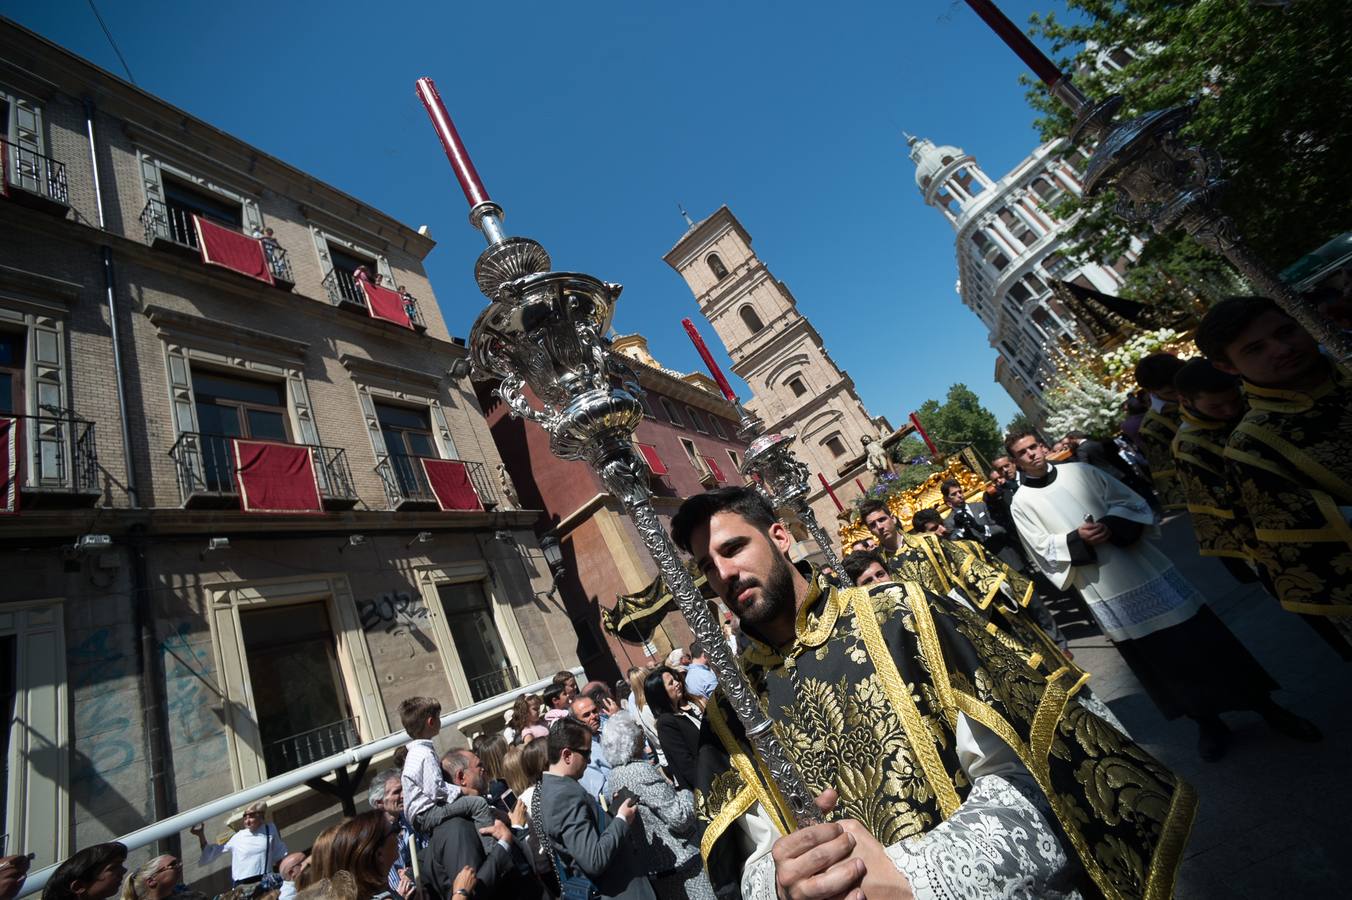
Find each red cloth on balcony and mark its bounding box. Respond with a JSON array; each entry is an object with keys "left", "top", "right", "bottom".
[
  {"left": 361, "top": 282, "right": 414, "bottom": 329},
  {"left": 421, "top": 458, "right": 482, "bottom": 511},
  {"left": 231, "top": 439, "right": 323, "bottom": 514},
  {"left": 637, "top": 442, "right": 668, "bottom": 476},
  {"left": 0, "top": 416, "right": 18, "bottom": 514},
  {"left": 194, "top": 215, "right": 275, "bottom": 285},
  {"left": 703, "top": 455, "right": 725, "bottom": 482}
]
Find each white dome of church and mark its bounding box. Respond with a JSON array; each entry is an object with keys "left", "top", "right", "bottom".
[{"left": 908, "top": 135, "right": 968, "bottom": 191}]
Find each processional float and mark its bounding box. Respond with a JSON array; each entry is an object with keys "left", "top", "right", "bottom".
[
  {"left": 413, "top": 79, "right": 823, "bottom": 825},
  {"left": 963, "top": 0, "right": 1352, "bottom": 363}
]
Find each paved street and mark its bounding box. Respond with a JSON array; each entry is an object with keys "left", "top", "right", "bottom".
[{"left": 1049, "top": 517, "right": 1351, "bottom": 899}]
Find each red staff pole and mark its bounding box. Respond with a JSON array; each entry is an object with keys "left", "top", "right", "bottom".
[
  {"left": 818, "top": 473, "right": 844, "bottom": 511},
  {"left": 909, "top": 412, "right": 938, "bottom": 456},
  {"left": 414, "top": 77, "right": 507, "bottom": 244},
  {"left": 681, "top": 318, "right": 738, "bottom": 404},
  {"left": 854, "top": 478, "right": 867, "bottom": 494}
]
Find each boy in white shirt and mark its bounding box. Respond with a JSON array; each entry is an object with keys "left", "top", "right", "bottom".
[{"left": 398, "top": 696, "right": 495, "bottom": 848}]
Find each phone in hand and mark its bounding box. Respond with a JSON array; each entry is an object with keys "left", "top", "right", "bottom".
[
  {"left": 611, "top": 787, "right": 638, "bottom": 810},
  {"left": 1084, "top": 515, "right": 1095, "bottom": 524}
]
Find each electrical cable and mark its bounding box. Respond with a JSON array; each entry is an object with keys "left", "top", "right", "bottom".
[{"left": 84, "top": 0, "right": 136, "bottom": 84}]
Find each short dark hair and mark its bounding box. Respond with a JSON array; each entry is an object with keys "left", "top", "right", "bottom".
[
  {"left": 1195, "top": 296, "right": 1282, "bottom": 363},
  {"left": 671, "top": 487, "right": 777, "bottom": 553},
  {"left": 689, "top": 641, "right": 706, "bottom": 660},
  {"left": 912, "top": 508, "right": 944, "bottom": 532},
  {"left": 584, "top": 683, "right": 613, "bottom": 706},
  {"left": 1172, "top": 357, "right": 1240, "bottom": 399},
  {"left": 541, "top": 682, "right": 567, "bottom": 709},
  {"left": 1003, "top": 429, "right": 1038, "bottom": 454},
  {"left": 43, "top": 842, "right": 127, "bottom": 900},
  {"left": 642, "top": 666, "right": 682, "bottom": 717},
  {"left": 1132, "top": 352, "right": 1186, "bottom": 391},
  {"left": 857, "top": 498, "right": 891, "bottom": 522},
  {"left": 939, "top": 478, "right": 962, "bottom": 496},
  {"left": 1064, "top": 430, "right": 1089, "bottom": 441},
  {"left": 841, "top": 549, "right": 886, "bottom": 585},
  {"left": 546, "top": 718, "right": 593, "bottom": 764},
  {"left": 553, "top": 670, "right": 576, "bottom": 685},
  {"left": 398, "top": 696, "right": 440, "bottom": 737}
]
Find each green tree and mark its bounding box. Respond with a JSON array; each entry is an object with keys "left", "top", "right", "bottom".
[
  {"left": 911, "top": 384, "right": 1005, "bottom": 462},
  {"left": 1004, "top": 412, "right": 1036, "bottom": 435},
  {"left": 1023, "top": 0, "right": 1352, "bottom": 299}
]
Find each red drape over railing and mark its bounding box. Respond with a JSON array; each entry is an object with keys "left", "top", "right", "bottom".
[
  {"left": 421, "top": 458, "right": 483, "bottom": 511},
  {"left": 360, "top": 281, "right": 415, "bottom": 329},
  {"left": 0, "top": 416, "right": 19, "bottom": 514},
  {"left": 193, "top": 215, "right": 275, "bottom": 285},
  {"left": 703, "top": 455, "right": 725, "bottom": 482},
  {"left": 232, "top": 439, "right": 323, "bottom": 514}
]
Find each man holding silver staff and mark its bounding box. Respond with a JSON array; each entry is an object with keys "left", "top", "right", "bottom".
[{"left": 674, "top": 486, "right": 1195, "bottom": 900}]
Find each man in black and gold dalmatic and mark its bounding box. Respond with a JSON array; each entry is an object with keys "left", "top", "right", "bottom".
[
  {"left": 671, "top": 487, "right": 1195, "bottom": 900},
  {"left": 1133, "top": 352, "right": 1189, "bottom": 515}
]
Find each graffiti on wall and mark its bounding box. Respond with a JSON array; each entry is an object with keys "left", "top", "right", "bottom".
[
  {"left": 68, "top": 628, "right": 138, "bottom": 788},
  {"left": 358, "top": 590, "right": 430, "bottom": 634},
  {"left": 160, "top": 623, "right": 228, "bottom": 782}
]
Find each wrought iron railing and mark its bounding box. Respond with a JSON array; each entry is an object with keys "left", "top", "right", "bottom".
[
  {"left": 262, "top": 717, "right": 359, "bottom": 777},
  {"left": 168, "top": 431, "right": 358, "bottom": 507},
  {"left": 1, "top": 139, "right": 68, "bottom": 206},
  {"left": 4, "top": 411, "right": 98, "bottom": 496},
  {"left": 139, "top": 199, "right": 294, "bottom": 283},
  {"left": 467, "top": 667, "right": 520, "bottom": 703},
  {"left": 323, "top": 270, "right": 427, "bottom": 329},
  {"left": 374, "top": 453, "right": 498, "bottom": 510}
]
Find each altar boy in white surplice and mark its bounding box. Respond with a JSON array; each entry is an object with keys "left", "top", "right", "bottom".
[{"left": 1004, "top": 430, "right": 1319, "bottom": 762}]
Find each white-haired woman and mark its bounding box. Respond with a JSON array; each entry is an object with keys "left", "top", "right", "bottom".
[
  {"left": 119, "top": 855, "right": 184, "bottom": 900},
  {"left": 190, "top": 800, "right": 287, "bottom": 888},
  {"left": 601, "top": 713, "right": 713, "bottom": 900}
]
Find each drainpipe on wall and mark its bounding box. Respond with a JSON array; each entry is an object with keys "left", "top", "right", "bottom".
[{"left": 85, "top": 98, "right": 176, "bottom": 852}]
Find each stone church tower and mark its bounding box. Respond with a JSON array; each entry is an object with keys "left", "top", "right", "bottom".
[{"left": 664, "top": 206, "right": 883, "bottom": 536}]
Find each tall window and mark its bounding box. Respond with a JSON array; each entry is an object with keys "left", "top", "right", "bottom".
[
  {"left": 660, "top": 397, "right": 683, "bottom": 426},
  {"left": 726, "top": 449, "right": 742, "bottom": 475},
  {"left": 328, "top": 245, "right": 379, "bottom": 305},
  {"left": 739, "top": 306, "right": 764, "bottom": 334},
  {"left": 241, "top": 603, "right": 355, "bottom": 776},
  {"left": 686, "top": 407, "right": 707, "bottom": 433},
  {"left": 0, "top": 331, "right": 23, "bottom": 415},
  {"left": 162, "top": 175, "right": 242, "bottom": 247},
  {"left": 376, "top": 402, "right": 437, "bottom": 497},
  {"left": 193, "top": 371, "right": 290, "bottom": 492},
  {"left": 679, "top": 437, "right": 704, "bottom": 475},
  {"left": 787, "top": 376, "right": 807, "bottom": 398},
  {"left": 709, "top": 416, "right": 726, "bottom": 439},
  {"left": 707, "top": 253, "right": 729, "bottom": 280},
  {"left": 437, "top": 581, "right": 517, "bottom": 702},
  {"left": 824, "top": 435, "right": 847, "bottom": 458}
]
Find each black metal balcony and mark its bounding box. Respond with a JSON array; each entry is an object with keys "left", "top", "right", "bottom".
[
  {"left": 5, "top": 411, "right": 99, "bottom": 508},
  {"left": 139, "top": 199, "right": 295, "bottom": 287},
  {"left": 323, "top": 270, "right": 428, "bottom": 331},
  {"left": 1, "top": 139, "right": 69, "bottom": 212},
  {"left": 374, "top": 453, "right": 498, "bottom": 511},
  {"left": 262, "top": 716, "right": 359, "bottom": 777},
  {"left": 468, "top": 666, "right": 521, "bottom": 703},
  {"left": 168, "top": 431, "right": 359, "bottom": 510}
]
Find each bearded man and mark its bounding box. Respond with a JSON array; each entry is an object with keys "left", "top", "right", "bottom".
[{"left": 673, "top": 487, "right": 1195, "bottom": 900}]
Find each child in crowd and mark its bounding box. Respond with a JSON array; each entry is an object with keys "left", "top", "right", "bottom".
[{"left": 397, "top": 696, "right": 497, "bottom": 849}]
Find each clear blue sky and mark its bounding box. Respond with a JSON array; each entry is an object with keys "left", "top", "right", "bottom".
[{"left": 8, "top": 0, "right": 1071, "bottom": 427}]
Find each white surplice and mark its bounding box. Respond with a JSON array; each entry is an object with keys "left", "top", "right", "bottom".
[{"left": 1010, "top": 462, "right": 1202, "bottom": 641}]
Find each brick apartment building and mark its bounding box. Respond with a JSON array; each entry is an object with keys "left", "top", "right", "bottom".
[
  {"left": 0, "top": 18, "right": 578, "bottom": 873},
  {"left": 476, "top": 332, "right": 753, "bottom": 681}
]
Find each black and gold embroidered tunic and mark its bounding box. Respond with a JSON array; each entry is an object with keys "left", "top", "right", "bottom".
[
  {"left": 695, "top": 579, "right": 1195, "bottom": 900},
  {"left": 1223, "top": 368, "right": 1352, "bottom": 640},
  {"left": 1138, "top": 401, "right": 1188, "bottom": 513},
  {"left": 1171, "top": 410, "right": 1257, "bottom": 562}
]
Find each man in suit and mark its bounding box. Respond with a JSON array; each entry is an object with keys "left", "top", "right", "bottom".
[
  {"left": 941, "top": 478, "right": 1023, "bottom": 570},
  {"left": 420, "top": 752, "right": 524, "bottom": 900}
]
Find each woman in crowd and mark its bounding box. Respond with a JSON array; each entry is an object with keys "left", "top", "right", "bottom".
[
  {"left": 470, "top": 731, "right": 516, "bottom": 812},
  {"left": 119, "top": 856, "right": 183, "bottom": 900},
  {"left": 509, "top": 694, "right": 549, "bottom": 744},
  {"left": 308, "top": 811, "right": 475, "bottom": 900},
  {"left": 602, "top": 714, "right": 712, "bottom": 900},
  {"left": 642, "top": 667, "right": 701, "bottom": 790},
  {"left": 42, "top": 843, "right": 128, "bottom": 900},
  {"left": 624, "top": 666, "right": 665, "bottom": 769},
  {"left": 191, "top": 801, "right": 287, "bottom": 888}
]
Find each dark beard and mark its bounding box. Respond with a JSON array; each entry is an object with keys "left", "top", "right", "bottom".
[{"left": 729, "top": 550, "right": 796, "bottom": 630}]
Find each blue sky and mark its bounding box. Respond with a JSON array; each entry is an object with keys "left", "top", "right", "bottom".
[{"left": 8, "top": 0, "right": 1071, "bottom": 427}]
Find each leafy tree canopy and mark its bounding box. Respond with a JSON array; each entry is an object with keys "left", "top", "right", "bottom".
[
  {"left": 1024, "top": 0, "right": 1352, "bottom": 307},
  {"left": 909, "top": 383, "right": 1005, "bottom": 462}
]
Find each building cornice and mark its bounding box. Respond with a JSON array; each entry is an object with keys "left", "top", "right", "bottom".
[
  {"left": 340, "top": 353, "right": 446, "bottom": 392},
  {"left": 145, "top": 304, "right": 310, "bottom": 360},
  {"left": 0, "top": 263, "right": 81, "bottom": 310},
  {"left": 661, "top": 205, "right": 754, "bottom": 269}
]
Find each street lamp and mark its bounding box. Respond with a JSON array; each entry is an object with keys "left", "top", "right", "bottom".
[
  {"left": 962, "top": 0, "right": 1351, "bottom": 364},
  {"left": 414, "top": 77, "right": 821, "bottom": 826}
]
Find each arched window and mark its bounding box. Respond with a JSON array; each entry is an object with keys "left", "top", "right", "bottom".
[
  {"left": 707, "top": 253, "right": 729, "bottom": 280},
  {"left": 739, "top": 306, "right": 764, "bottom": 334}
]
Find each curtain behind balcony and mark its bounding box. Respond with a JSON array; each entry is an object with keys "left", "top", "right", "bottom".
[
  {"left": 360, "top": 282, "right": 414, "bottom": 329},
  {"left": 232, "top": 438, "right": 323, "bottom": 513},
  {"left": 420, "top": 458, "right": 482, "bottom": 511},
  {"left": 193, "top": 215, "right": 275, "bottom": 285},
  {"left": 0, "top": 417, "right": 17, "bottom": 514}
]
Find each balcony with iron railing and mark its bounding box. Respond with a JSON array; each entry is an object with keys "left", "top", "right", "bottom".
[
  {"left": 322, "top": 269, "right": 428, "bottom": 331},
  {"left": 4, "top": 411, "right": 100, "bottom": 508},
  {"left": 138, "top": 199, "right": 295, "bottom": 287},
  {"left": 467, "top": 666, "right": 521, "bottom": 704},
  {"left": 262, "top": 717, "right": 360, "bottom": 778},
  {"left": 374, "top": 453, "right": 499, "bottom": 511},
  {"left": 168, "top": 431, "right": 359, "bottom": 510},
  {"left": 1, "top": 139, "right": 69, "bottom": 212}
]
